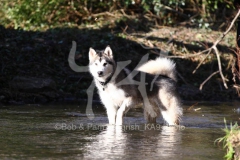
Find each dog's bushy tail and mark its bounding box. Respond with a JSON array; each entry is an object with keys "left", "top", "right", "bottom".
[{"left": 137, "top": 57, "right": 177, "bottom": 81}]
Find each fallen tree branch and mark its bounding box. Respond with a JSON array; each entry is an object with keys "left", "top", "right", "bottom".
[
  {"left": 173, "top": 9, "right": 240, "bottom": 90},
  {"left": 139, "top": 9, "right": 240, "bottom": 90},
  {"left": 195, "top": 8, "right": 240, "bottom": 89}
]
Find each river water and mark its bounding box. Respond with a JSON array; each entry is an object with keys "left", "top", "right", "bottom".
[{"left": 0, "top": 102, "right": 239, "bottom": 159}]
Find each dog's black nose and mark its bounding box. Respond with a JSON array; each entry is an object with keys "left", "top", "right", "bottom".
[{"left": 97, "top": 71, "right": 103, "bottom": 76}]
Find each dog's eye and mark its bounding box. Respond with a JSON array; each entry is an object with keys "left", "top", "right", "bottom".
[{"left": 103, "top": 63, "right": 107, "bottom": 66}]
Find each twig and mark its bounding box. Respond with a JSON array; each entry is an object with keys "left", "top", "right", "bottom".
[
  {"left": 192, "top": 49, "right": 211, "bottom": 74},
  {"left": 122, "top": 25, "right": 128, "bottom": 34},
  {"left": 167, "top": 49, "right": 210, "bottom": 58},
  {"left": 119, "top": 9, "right": 133, "bottom": 18},
  {"left": 177, "top": 72, "right": 188, "bottom": 85},
  {"left": 163, "top": 5, "right": 189, "bottom": 19},
  {"left": 213, "top": 9, "right": 240, "bottom": 46},
  {"left": 91, "top": 11, "right": 115, "bottom": 17},
  {"left": 213, "top": 46, "right": 228, "bottom": 89},
  {"left": 199, "top": 71, "right": 220, "bottom": 90},
  {"left": 187, "top": 102, "right": 198, "bottom": 111},
  {"left": 233, "top": 84, "right": 240, "bottom": 96}
]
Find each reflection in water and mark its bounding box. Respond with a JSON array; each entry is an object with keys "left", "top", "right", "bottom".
[
  {"left": 84, "top": 125, "right": 127, "bottom": 159},
  {"left": 0, "top": 104, "right": 230, "bottom": 159},
  {"left": 84, "top": 124, "right": 182, "bottom": 159}
]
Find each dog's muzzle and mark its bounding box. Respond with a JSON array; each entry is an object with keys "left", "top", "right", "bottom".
[{"left": 97, "top": 71, "right": 103, "bottom": 77}]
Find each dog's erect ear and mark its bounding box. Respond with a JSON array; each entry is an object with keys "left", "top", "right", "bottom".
[
  {"left": 89, "top": 48, "right": 97, "bottom": 61},
  {"left": 104, "top": 46, "right": 113, "bottom": 58}
]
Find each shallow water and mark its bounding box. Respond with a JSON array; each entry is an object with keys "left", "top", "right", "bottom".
[{"left": 0, "top": 102, "right": 239, "bottom": 159}]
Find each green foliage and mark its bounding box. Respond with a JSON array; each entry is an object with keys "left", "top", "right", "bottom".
[
  {"left": 141, "top": 0, "right": 186, "bottom": 13},
  {"left": 0, "top": 0, "right": 114, "bottom": 30},
  {"left": 2, "top": 0, "right": 90, "bottom": 30},
  {"left": 140, "top": 0, "right": 186, "bottom": 25},
  {"left": 0, "top": 0, "right": 236, "bottom": 30},
  {"left": 215, "top": 119, "right": 239, "bottom": 160},
  {"left": 205, "top": 0, "right": 233, "bottom": 11}
]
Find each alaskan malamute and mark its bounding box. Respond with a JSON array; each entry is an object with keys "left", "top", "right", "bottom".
[{"left": 89, "top": 46, "right": 182, "bottom": 125}]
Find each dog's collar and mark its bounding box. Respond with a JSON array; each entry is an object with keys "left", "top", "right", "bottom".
[
  {"left": 98, "top": 74, "right": 113, "bottom": 90},
  {"left": 99, "top": 76, "right": 111, "bottom": 86}
]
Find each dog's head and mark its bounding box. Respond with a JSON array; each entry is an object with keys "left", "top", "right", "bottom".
[{"left": 89, "top": 46, "right": 115, "bottom": 82}]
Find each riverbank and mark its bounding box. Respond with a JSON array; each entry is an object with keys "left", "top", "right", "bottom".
[{"left": 0, "top": 23, "right": 239, "bottom": 104}]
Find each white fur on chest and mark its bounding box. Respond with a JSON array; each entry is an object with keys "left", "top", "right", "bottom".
[{"left": 97, "top": 83, "right": 126, "bottom": 108}]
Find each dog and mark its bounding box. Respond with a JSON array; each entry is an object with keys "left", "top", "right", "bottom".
[{"left": 88, "top": 46, "right": 183, "bottom": 125}]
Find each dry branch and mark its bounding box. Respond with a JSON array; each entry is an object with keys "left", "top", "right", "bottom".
[
  {"left": 172, "top": 9, "right": 240, "bottom": 90},
  {"left": 199, "top": 71, "right": 220, "bottom": 91},
  {"left": 213, "top": 46, "right": 228, "bottom": 89},
  {"left": 192, "top": 49, "right": 211, "bottom": 74},
  {"left": 139, "top": 9, "right": 240, "bottom": 90},
  {"left": 195, "top": 9, "right": 240, "bottom": 89}
]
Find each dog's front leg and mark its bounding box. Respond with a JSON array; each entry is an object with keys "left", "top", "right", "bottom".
[
  {"left": 116, "top": 97, "right": 132, "bottom": 125},
  {"left": 106, "top": 107, "right": 117, "bottom": 125}
]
